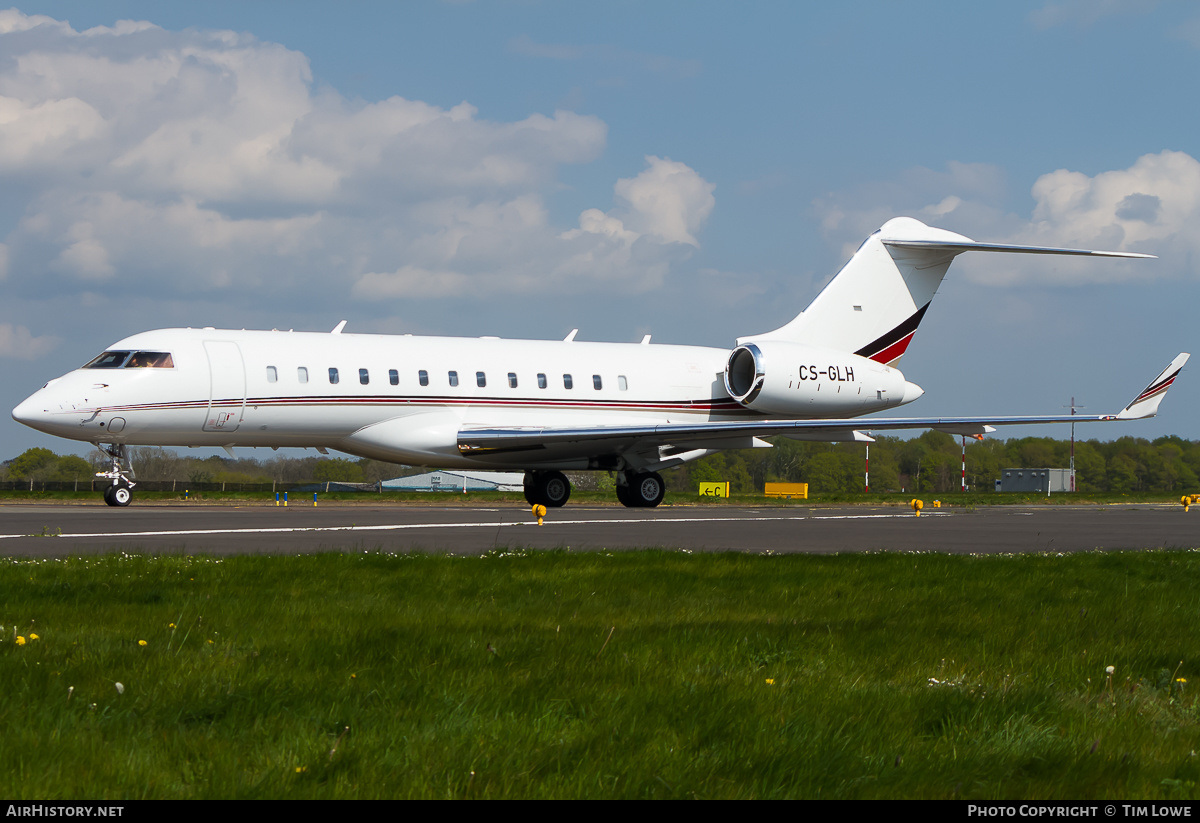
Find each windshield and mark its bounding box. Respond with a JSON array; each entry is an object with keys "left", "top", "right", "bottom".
[
  {"left": 125, "top": 351, "right": 174, "bottom": 368},
  {"left": 83, "top": 350, "right": 174, "bottom": 369},
  {"left": 83, "top": 351, "right": 132, "bottom": 369}
]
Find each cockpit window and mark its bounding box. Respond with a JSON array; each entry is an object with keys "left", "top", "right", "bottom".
[
  {"left": 125, "top": 351, "right": 174, "bottom": 368},
  {"left": 84, "top": 351, "right": 132, "bottom": 369}
]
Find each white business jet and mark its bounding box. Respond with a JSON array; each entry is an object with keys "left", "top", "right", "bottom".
[{"left": 12, "top": 217, "right": 1188, "bottom": 508}]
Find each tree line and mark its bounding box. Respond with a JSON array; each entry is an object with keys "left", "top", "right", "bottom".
[{"left": 3, "top": 433, "right": 1198, "bottom": 494}]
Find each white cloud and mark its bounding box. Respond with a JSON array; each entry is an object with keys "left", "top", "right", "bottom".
[
  {"left": 815, "top": 151, "right": 1200, "bottom": 286},
  {"left": 0, "top": 10, "right": 712, "bottom": 309},
  {"left": 1026, "top": 150, "right": 1199, "bottom": 248},
  {"left": 613, "top": 156, "right": 715, "bottom": 246},
  {"left": 0, "top": 323, "right": 58, "bottom": 359},
  {"left": 1029, "top": 0, "right": 1156, "bottom": 30},
  {"left": 565, "top": 156, "right": 715, "bottom": 247}
]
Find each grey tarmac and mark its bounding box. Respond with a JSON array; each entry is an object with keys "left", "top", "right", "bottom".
[{"left": 1, "top": 502, "right": 1197, "bottom": 556}]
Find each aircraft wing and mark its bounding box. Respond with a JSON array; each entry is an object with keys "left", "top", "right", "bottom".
[{"left": 458, "top": 353, "right": 1189, "bottom": 461}]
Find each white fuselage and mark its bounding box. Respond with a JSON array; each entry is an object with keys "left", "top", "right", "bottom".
[{"left": 13, "top": 327, "right": 914, "bottom": 470}]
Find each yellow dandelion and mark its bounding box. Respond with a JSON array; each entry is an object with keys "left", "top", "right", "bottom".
[
  {"left": 138, "top": 640, "right": 147, "bottom": 647},
  {"left": 295, "top": 767, "right": 307, "bottom": 774},
  {"left": 207, "top": 639, "right": 214, "bottom": 644},
  {"left": 29, "top": 633, "right": 38, "bottom": 641},
  {"left": 1178, "top": 678, "right": 1188, "bottom": 684},
  {"left": 15, "top": 636, "right": 25, "bottom": 646},
  {"left": 169, "top": 623, "right": 176, "bottom": 629},
  {"left": 765, "top": 678, "right": 775, "bottom": 685},
  {"left": 350, "top": 673, "right": 357, "bottom": 679}
]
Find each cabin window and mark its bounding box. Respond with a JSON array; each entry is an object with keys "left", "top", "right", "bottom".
[
  {"left": 618, "top": 375, "right": 628, "bottom": 391},
  {"left": 593, "top": 375, "right": 602, "bottom": 390},
  {"left": 389, "top": 369, "right": 399, "bottom": 386},
  {"left": 84, "top": 351, "right": 132, "bottom": 369},
  {"left": 418, "top": 370, "right": 429, "bottom": 387},
  {"left": 125, "top": 352, "right": 175, "bottom": 368},
  {"left": 448, "top": 371, "right": 459, "bottom": 387},
  {"left": 508, "top": 373, "right": 518, "bottom": 388},
  {"left": 359, "top": 368, "right": 370, "bottom": 385},
  {"left": 563, "top": 374, "right": 573, "bottom": 389},
  {"left": 476, "top": 371, "right": 487, "bottom": 388},
  {"left": 298, "top": 367, "right": 308, "bottom": 384},
  {"left": 329, "top": 368, "right": 339, "bottom": 385},
  {"left": 537, "top": 373, "right": 547, "bottom": 389},
  {"left": 266, "top": 366, "right": 278, "bottom": 383}
]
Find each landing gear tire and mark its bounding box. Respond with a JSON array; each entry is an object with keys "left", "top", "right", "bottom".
[
  {"left": 103, "top": 483, "right": 132, "bottom": 507},
  {"left": 523, "top": 471, "right": 572, "bottom": 508},
  {"left": 618, "top": 471, "right": 665, "bottom": 508}
]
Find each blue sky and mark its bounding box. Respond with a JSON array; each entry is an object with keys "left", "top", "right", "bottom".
[{"left": 3, "top": 1, "right": 1198, "bottom": 460}]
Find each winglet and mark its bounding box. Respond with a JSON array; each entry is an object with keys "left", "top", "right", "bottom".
[{"left": 1115, "top": 353, "right": 1189, "bottom": 419}]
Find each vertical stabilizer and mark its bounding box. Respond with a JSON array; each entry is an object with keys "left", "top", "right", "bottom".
[
  {"left": 741, "top": 217, "right": 1152, "bottom": 367},
  {"left": 742, "top": 217, "right": 966, "bottom": 366}
]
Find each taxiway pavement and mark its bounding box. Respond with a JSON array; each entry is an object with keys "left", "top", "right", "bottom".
[{"left": 1, "top": 502, "right": 1197, "bottom": 557}]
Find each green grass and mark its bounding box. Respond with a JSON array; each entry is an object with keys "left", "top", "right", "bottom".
[{"left": 3, "top": 549, "right": 1200, "bottom": 798}]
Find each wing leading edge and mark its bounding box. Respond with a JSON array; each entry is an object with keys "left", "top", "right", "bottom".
[{"left": 457, "top": 353, "right": 1189, "bottom": 460}]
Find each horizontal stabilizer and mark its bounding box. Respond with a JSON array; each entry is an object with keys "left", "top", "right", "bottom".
[{"left": 882, "top": 238, "right": 1155, "bottom": 259}]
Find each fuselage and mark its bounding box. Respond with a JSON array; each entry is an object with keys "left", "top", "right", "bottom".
[{"left": 12, "top": 327, "right": 915, "bottom": 469}]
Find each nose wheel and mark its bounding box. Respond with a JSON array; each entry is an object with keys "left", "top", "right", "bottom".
[
  {"left": 103, "top": 483, "right": 132, "bottom": 507},
  {"left": 96, "top": 444, "right": 136, "bottom": 507}
]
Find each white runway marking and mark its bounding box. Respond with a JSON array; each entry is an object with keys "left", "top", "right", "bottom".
[{"left": 0, "top": 511, "right": 945, "bottom": 540}]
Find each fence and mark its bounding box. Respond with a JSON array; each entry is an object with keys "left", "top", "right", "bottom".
[{"left": 0, "top": 480, "right": 384, "bottom": 494}]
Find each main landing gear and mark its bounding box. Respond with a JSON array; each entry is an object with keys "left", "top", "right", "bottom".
[
  {"left": 523, "top": 470, "right": 572, "bottom": 508},
  {"left": 520, "top": 470, "right": 571, "bottom": 508},
  {"left": 616, "top": 471, "right": 665, "bottom": 508},
  {"left": 96, "top": 444, "right": 136, "bottom": 507},
  {"left": 522, "top": 469, "right": 666, "bottom": 508}
]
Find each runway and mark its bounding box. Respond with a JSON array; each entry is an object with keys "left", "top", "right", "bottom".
[{"left": 1, "top": 502, "right": 1197, "bottom": 556}]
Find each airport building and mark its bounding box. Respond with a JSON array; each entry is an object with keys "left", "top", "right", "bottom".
[
  {"left": 996, "top": 468, "right": 1076, "bottom": 493},
  {"left": 381, "top": 471, "right": 525, "bottom": 492}
]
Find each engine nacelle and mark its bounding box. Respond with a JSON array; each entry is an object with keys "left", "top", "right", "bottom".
[{"left": 724, "top": 340, "right": 919, "bottom": 417}]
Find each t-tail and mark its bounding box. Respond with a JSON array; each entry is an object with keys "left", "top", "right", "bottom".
[{"left": 741, "top": 217, "right": 1153, "bottom": 366}]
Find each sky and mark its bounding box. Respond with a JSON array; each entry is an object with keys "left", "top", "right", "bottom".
[{"left": 2, "top": 0, "right": 1198, "bottom": 462}]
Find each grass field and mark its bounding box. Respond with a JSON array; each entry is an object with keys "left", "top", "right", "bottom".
[{"left": 3, "top": 549, "right": 1200, "bottom": 799}]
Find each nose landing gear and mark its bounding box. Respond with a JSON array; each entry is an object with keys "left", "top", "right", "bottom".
[{"left": 96, "top": 444, "right": 136, "bottom": 507}]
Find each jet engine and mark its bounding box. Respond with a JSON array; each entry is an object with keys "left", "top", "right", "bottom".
[{"left": 723, "top": 340, "right": 920, "bottom": 416}]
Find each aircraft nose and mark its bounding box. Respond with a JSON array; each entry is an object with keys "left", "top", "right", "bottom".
[
  {"left": 12, "top": 394, "right": 43, "bottom": 424},
  {"left": 12, "top": 390, "right": 56, "bottom": 433},
  {"left": 902, "top": 381, "right": 925, "bottom": 404}
]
